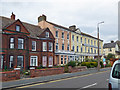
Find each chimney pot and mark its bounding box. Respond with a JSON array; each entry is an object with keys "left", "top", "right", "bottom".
[
  {"left": 38, "top": 14, "right": 46, "bottom": 22},
  {"left": 11, "top": 12, "right": 15, "bottom": 20},
  {"left": 111, "top": 40, "right": 114, "bottom": 43}
]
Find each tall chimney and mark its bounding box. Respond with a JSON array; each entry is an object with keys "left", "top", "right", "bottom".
[
  {"left": 69, "top": 25, "right": 76, "bottom": 31},
  {"left": 38, "top": 14, "right": 46, "bottom": 22},
  {"left": 11, "top": 12, "right": 15, "bottom": 20}
]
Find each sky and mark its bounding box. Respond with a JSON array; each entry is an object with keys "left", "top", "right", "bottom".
[{"left": 0, "top": 0, "right": 119, "bottom": 43}]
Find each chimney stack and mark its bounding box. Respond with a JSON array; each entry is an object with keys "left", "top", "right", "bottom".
[
  {"left": 69, "top": 25, "right": 76, "bottom": 31},
  {"left": 11, "top": 12, "right": 15, "bottom": 20},
  {"left": 111, "top": 40, "right": 114, "bottom": 43},
  {"left": 38, "top": 14, "right": 46, "bottom": 22}
]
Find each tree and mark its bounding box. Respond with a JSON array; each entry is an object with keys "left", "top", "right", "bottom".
[{"left": 106, "top": 53, "right": 115, "bottom": 60}]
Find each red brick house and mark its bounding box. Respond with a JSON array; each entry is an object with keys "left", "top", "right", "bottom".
[{"left": 0, "top": 13, "right": 55, "bottom": 70}]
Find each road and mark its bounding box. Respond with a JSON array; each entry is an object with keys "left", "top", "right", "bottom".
[{"left": 14, "top": 70, "right": 110, "bottom": 90}]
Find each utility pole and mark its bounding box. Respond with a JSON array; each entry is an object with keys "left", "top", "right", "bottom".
[{"left": 97, "top": 21, "right": 104, "bottom": 71}]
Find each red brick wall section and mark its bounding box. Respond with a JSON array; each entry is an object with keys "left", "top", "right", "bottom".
[
  {"left": 30, "top": 67, "right": 64, "bottom": 78},
  {"left": 68, "top": 66, "right": 87, "bottom": 73},
  {"left": 0, "top": 70, "right": 20, "bottom": 82}
]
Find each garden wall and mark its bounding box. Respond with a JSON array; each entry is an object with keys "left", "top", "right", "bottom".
[
  {"left": 68, "top": 66, "right": 87, "bottom": 73},
  {"left": 30, "top": 67, "right": 64, "bottom": 78},
  {"left": 0, "top": 70, "right": 20, "bottom": 82}
]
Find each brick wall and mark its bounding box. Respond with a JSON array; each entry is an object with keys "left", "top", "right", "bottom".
[
  {"left": 0, "top": 70, "right": 20, "bottom": 82},
  {"left": 68, "top": 66, "right": 87, "bottom": 73},
  {"left": 30, "top": 67, "right": 64, "bottom": 78}
]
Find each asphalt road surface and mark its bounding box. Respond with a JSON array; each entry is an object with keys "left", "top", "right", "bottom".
[{"left": 15, "top": 70, "right": 110, "bottom": 90}]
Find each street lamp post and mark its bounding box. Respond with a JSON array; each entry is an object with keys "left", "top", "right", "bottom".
[{"left": 97, "top": 21, "right": 104, "bottom": 71}]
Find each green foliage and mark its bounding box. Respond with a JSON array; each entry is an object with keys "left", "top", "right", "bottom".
[
  {"left": 106, "top": 53, "right": 115, "bottom": 60},
  {"left": 64, "top": 65, "right": 69, "bottom": 73},
  {"left": 85, "top": 58, "right": 90, "bottom": 62},
  {"left": 100, "top": 61, "right": 104, "bottom": 68},
  {"left": 77, "top": 62, "right": 81, "bottom": 66},
  {"left": 81, "top": 62, "right": 98, "bottom": 68},
  {"left": 36, "top": 65, "right": 43, "bottom": 69},
  {"left": 105, "top": 63, "right": 112, "bottom": 67},
  {"left": 24, "top": 71, "right": 30, "bottom": 75},
  {"left": 68, "top": 61, "right": 76, "bottom": 67}
]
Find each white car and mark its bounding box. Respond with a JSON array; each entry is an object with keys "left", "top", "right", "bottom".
[{"left": 109, "top": 60, "right": 120, "bottom": 90}]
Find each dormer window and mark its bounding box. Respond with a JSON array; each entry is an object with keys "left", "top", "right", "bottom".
[
  {"left": 46, "top": 32, "right": 49, "bottom": 38},
  {"left": 16, "top": 25, "right": 20, "bottom": 32}
]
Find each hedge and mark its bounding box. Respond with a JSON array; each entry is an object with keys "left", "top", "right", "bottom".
[{"left": 81, "top": 62, "right": 97, "bottom": 68}]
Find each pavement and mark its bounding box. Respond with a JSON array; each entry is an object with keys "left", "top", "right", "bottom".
[{"left": 2, "top": 67, "right": 111, "bottom": 89}]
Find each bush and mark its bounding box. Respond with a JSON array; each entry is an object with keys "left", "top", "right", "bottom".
[
  {"left": 105, "top": 63, "right": 112, "bottom": 67},
  {"left": 81, "top": 62, "right": 98, "bottom": 68},
  {"left": 68, "top": 61, "right": 76, "bottom": 67},
  {"left": 64, "top": 65, "right": 69, "bottom": 73},
  {"left": 81, "top": 62, "right": 86, "bottom": 66},
  {"left": 85, "top": 62, "right": 91, "bottom": 68},
  {"left": 91, "top": 62, "right": 98, "bottom": 67}
]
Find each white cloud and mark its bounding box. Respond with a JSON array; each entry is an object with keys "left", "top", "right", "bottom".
[{"left": 1, "top": 0, "right": 119, "bottom": 43}]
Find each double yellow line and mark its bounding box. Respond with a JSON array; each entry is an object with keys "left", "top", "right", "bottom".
[{"left": 13, "top": 70, "right": 110, "bottom": 89}]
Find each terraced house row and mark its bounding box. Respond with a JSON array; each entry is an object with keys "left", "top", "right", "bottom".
[
  {"left": 0, "top": 13, "right": 103, "bottom": 70},
  {"left": 38, "top": 14, "right": 103, "bottom": 65}
]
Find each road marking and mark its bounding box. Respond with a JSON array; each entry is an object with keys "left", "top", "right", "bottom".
[
  {"left": 14, "top": 70, "right": 109, "bottom": 89},
  {"left": 82, "top": 83, "right": 97, "bottom": 89}
]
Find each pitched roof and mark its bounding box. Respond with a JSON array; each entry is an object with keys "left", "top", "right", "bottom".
[
  {"left": 46, "top": 21, "right": 103, "bottom": 41},
  {"left": 0, "top": 16, "right": 45, "bottom": 38},
  {"left": 103, "top": 42, "right": 116, "bottom": 49}
]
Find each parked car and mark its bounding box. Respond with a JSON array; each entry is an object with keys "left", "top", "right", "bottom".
[{"left": 109, "top": 60, "right": 120, "bottom": 90}]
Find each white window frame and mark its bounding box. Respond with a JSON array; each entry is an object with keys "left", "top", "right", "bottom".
[
  {"left": 17, "top": 56, "right": 23, "bottom": 67},
  {"left": 49, "top": 56, "right": 53, "bottom": 67},
  {"left": 77, "top": 46, "right": 79, "bottom": 52},
  {"left": 10, "top": 38, "right": 14, "bottom": 49},
  {"left": 56, "top": 31, "right": 58, "bottom": 37},
  {"left": 61, "top": 55, "right": 63, "bottom": 65},
  {"left": 56, "top": 43, "right": 59, "bottom": 50},
  {"left": 18, "top": 38, "right": 24, "bottom": 49},
  {"left": 1, "top": 55, "right": 3, "bottom": 69},
  {"left": 46, "top": 32, "right": 49, "bottom": 38},
  {"left": 30, "top": 56, "right": 38, "bottom": 66},
  {"left": 62, "top": 43, "right": 64, "bottom": 50},
  {"left": 43, "top": 42, "right": 47, "bottom": 51},
  {"left": 67, "top": 33, "right": 69, "bottom": 40},
  {"left": 77, "top": 36, "right": 79, "bottom": 42},
  {"left": 16, "top": 25, "right": 20, "bottom": 32},
  {"left": 32, "top": 41, "right": 36, "bottom": 51},
  {"left": 62, "top": 32, "right": 64, "bottom": 39},
  {"left": 10, "top": 56, "right": 14, "bottom": 68},
  {"left": 42, "top": 56, "right": 47, "bottom": 67},
  {"left": 67, "top": 44, "right": 69, "bottom": 51},
  {"left": 72, "top": 35, "right": 74, "bottom": 41},
  {"left": 64, "top": 56, "right": 67, "bottom": 64},
  {"left": 49, "top": 42, "right": 53, "bottom": 51}
]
